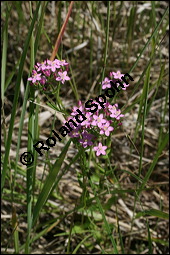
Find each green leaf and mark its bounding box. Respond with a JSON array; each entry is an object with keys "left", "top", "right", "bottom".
[
  {"left": 135, "top": 209, "right": 169, "bottom": 220},
  {"left": 72, "top": 225, "right": 85, "bottom": 234},
  {"left": 32, "top": 139, "right": 71, "bottom": 226}
]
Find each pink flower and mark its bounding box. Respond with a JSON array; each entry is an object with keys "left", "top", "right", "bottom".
[
  {"left": 102, "top": 77, "right": 111, "bottom": 89},
  {"left": 56, "top": 71, "right": 70, "bottom": 84},
  {"left": 71, "top": 105, "right": 85, "bottom": 116},
  {"left": 58, "top": 59, "right": 69, "bottom": 66},
  {"left": 28, "top": 70, "right": 41, "bottom": 83},
  {"left": 91, "top": 114, "right": 106, "bottom": 127},
  {"left": 108, "top": 104, "right": 117, "bottom": 113},
  {"left": 69, "top": 126, "right": 81, "bottom": 138},
  {"left": 121, "top": 83, "right": 129, "bottom": 90},
  {"left": 40, "top": 76, "right": 47, "bottom": 85},
  {"left": 79, "top": 132, "right": 94, "bottom": 148},
  {"left": 110, "top": 108, "right": 124, "bottom": 120},
  {"left": 111, "top": 70, "right": 124, "bottom": 80},
  {"left": 43, "top": 69, "right": 51, "bottom": 77},
  {"left": 109, "top": 71, "right": 113, "bottom": 78},
  {"left": 28, "top": 58, "right": 70, "bottom": 91},
  {"left": 81, "top": 112, "right": 93, "bottom": 128},
  {"left": 94, "top": 142, "right": 107, "bottom": 156},
  {"left": 36, "top": 60, "right": 48, "bottom": 71},
  {"left": 47, "top": 59, "right": 60, "bottom": 72},
  {"left": 99, "top": 121, "right": 114, "bottom": 136}
]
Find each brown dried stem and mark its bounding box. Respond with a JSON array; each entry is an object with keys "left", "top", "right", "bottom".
[{"left": 50, "top": 1, "right": 74, "bottom": 61}]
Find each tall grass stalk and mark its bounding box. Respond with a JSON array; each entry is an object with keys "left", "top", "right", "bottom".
[
  {"left": 1, "top": 1, "right": 41, "bottom": 191},
  {"left": 25, "top": 3, "right": 36, "bottom": 253},
  {"left": 100, "top": 1, "right": 110, "bottom": 94}
]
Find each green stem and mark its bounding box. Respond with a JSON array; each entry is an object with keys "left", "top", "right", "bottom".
[{"left": 100, "top": 1, "right": 110, "bottom": 94}]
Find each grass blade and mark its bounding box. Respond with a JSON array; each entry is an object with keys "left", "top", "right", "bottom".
[
  {"left": 32, "top": 139, "right": 71, "bottom": 226},
  {"left": 100, "top": 1, "right": 110, "bottom": 94},
  {"left": 72, "top": 234, "right": 93, "bottom": 254},
  {"left": 137, "top": 132, "right": 169, "bottom": 196},
  {"left": 87, "top": 170, "right": 118, "bottom": 254},
  {"left": 147, "top": 220, "right": 153, "bottom": 254},
  {"left": 135, "top": 209, "right": 169, "bottom": 220},
  {"left": 25, "top": 2, "right": 36, "bottom": 252},
  {"left": 1, "top": 1, "right": 41, "bottom": 191},
  {"left": 138, "top": 64, "right": 150, "bottom": 176},
  {"left": 128, "top": 6, "right": 169, "bottom": 74},
  {"left": 1, "top": 3, "right": 11, "bottom": 104}
]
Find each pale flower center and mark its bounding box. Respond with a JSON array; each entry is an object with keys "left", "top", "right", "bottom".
[{"left": 97, "top": 117, "right": 102, "bottom": 122}]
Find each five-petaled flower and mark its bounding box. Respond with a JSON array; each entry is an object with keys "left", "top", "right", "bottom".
[
  {"left": 109, "top": 107, "right": 124, "bottom": 120},
  {"left": 47, "top": 59, "right": 60, "bottom": 72},
  {"left": 92, "top": 114, "right": 107, "bottom": 127},
  {"left": 36, "top": 60, "right": 48, "bottom": 71},
  {"left": 58, "top": 59, "right": 69, "bottom": 66},
  {"left": 99, "top": 121, "right": 114, "bottom": 136},
  {"left": 102, "top": 77, "right": 111, "bottom": 89},
  {"left": 28, "top": 70, "right": 41, "bottom": 83},
  {"left": 94, "top": 142, "right": 107, "bottom": 156},
  {"left": 111, "top": 70, "right": 124, "bottom": 80},
  {"left": 56, "top": 71, "right": 70, "bottom": 84}
]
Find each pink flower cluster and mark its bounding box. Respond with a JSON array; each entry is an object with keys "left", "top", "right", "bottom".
[
  {"left": 66, "top": 95, "right": 124, "bottom": 157},
  {"left": 102, "top": 70, "right": 129, "bottom": 90},
  {"left": 28, "top": 59, "right": 70, "bottom": 91}
]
